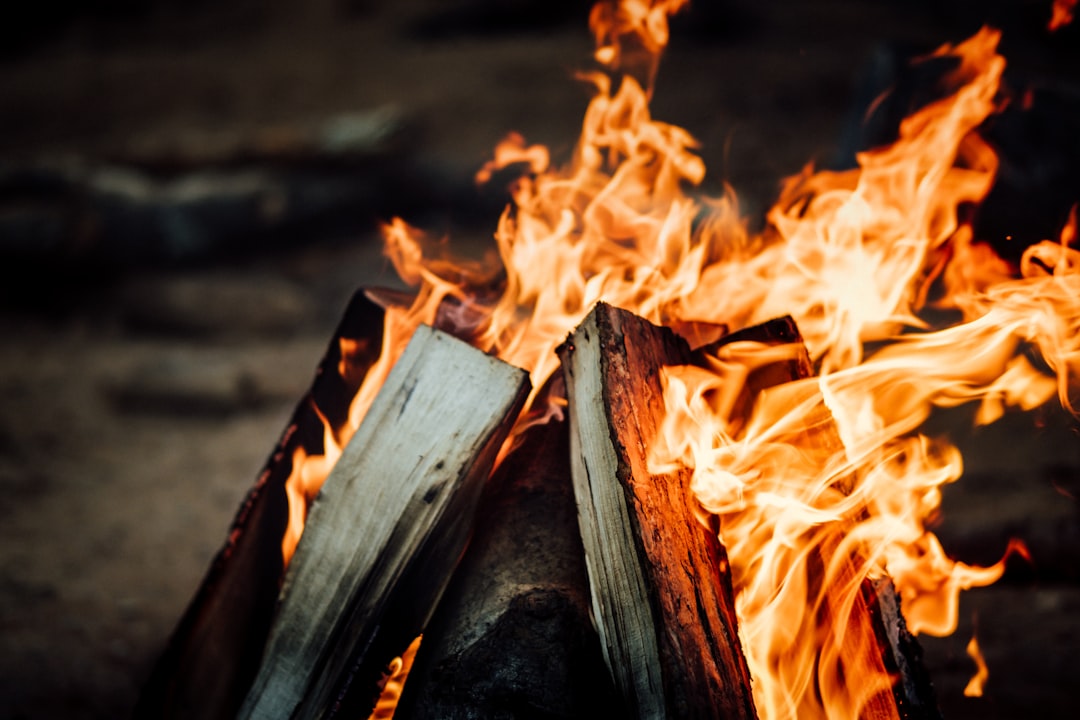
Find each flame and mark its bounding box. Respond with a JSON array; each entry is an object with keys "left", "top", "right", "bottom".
[
  {"left": 280, "top": 404, "right": 344, "bottom": 565},
  {"left": 279, "top": 0, "right": 717, "bottom": 567},
  {"left": 273, "top": 1, "right": 1080, "bottom": 718},
  {"left": 1049, "top": 0, "right": 1078, "bottom": 31},
  {"left": 369, "top": 636, "right": 422, "bottom": 720},
  {"left": 648, "top": 32, "right": 1079, "bottom": 719},
  {"left": 963, "top": 630, "right": 989, "bottom": 697},
  {"left": 475, "top": 132, "right": 550, "bottom": 186}
]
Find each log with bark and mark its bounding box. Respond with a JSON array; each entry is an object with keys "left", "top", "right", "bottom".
[
  {"left": 866, "top": 577, "right": 941, "bottom": 720},
  {"left": 393, "top": 379, "right": 622, "bottom": 719},
  {"left": 558, "top": 302, "right": 757, "bottom": 719},
  {"left": 239, "top": 325, "right": 531, "bottom": 720}
]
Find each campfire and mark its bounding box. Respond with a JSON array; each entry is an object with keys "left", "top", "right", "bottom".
[{"left": 137, "top": 2, "right": 1079, "bottom": 719}]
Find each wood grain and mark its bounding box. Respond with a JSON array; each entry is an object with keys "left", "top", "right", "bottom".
[
  {"left": 559, "top": 302, "right": 757, "bottom": 719},
  {"left": 239, "top": 325, "right": 530, "bottom": 720}
]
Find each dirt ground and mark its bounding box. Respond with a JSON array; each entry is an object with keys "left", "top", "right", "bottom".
[{"left": 1, "top": 1, "right": 1078, "bottom": 718}]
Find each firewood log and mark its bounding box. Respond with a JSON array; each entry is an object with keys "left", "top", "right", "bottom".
[
  {"left": 558, "top": 302, "right": 757, "bottom": 719},
  {"left": 134, "top": 289, "right": 386, "bottom": 720},
  {"left": 393, "top": 380, "right": 622, "bottom": 719},
  {"left": 239, "top": 325, "right": 530, "bottom": 720}
]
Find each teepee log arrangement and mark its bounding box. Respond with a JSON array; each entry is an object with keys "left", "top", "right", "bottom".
[{"left": 137, "top": 295, "right": 938, "bottom": 720}]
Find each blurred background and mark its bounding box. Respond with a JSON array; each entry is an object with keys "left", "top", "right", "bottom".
[{"left": 0, "top": 1, "right": 1078, "bottom": 718}]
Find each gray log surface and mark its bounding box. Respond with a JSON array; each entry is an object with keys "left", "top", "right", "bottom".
[{"left": 239, "top": 325, "right": 530, "bottom": 720}]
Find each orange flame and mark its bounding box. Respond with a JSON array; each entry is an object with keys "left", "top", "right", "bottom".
[
  {"left": 275, "top": 1, "right": 1080, "bottom": 717},
  {"left": 280, "top": 403, "right": 344, "bottom": 565},
  {"left": 647, "top": 30, "right": 1079, "bottom": 718},
  {"left": 1049, "top": 0, "right": 1078, "bottom": 31},
  {"left": 475, "top": 132, "right": 550, "bottom": 186},
  {"left": 963, "top": 631, "right": 989, "bottom": 697},
  {"left": 279, "top": 0, "right": 721, "bottom": 569},
  {"left": 369, "top": 636, "right": 422, "bottom": 720},
  {"left": 590, "top": 0, "right": 690, "bottom": 90}
]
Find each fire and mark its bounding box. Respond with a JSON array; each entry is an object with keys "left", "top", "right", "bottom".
[
  {"left": 590, "top": 0, "right": 689, "bottom": 89},
  {"left": 275, "top": 1, "right": 1080, "bottom": 717},
  {"left": 963, "top": 631, "right": 989, "bottom": 697},
  {"left": 280, "top": 406, "right": 343, "bottom": 564},
  {"left": 370, "top": 636, "right": 422, "bottom": 720}
]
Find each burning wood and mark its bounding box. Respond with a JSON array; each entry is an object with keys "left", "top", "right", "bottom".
[
  {"left": 238, "top": 325, "right": 530, "bottom": 720},
  {"left": 559, "top": 302, "right": 757, "bottom": 719},
  {"left": 139, "top": 297, "right": 945, "bottom": 720},
  {"left": 139, "top": 0, "right": 1080, "bottom": 717},
  {"left": 657, "top": 320, "right": 951, "bottom": 719}
]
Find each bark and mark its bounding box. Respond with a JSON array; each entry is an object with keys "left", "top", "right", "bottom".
[{"left": 558, "top": 302, "right": 757, "bottom": 720}]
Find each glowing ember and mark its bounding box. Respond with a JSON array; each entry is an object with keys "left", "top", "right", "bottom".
[
  {"left": 1049, "top": 0, "right": 1078, "bottom": 31},
  {"left": 277, "top": 0, "right": 1080, "bottom": 717}
]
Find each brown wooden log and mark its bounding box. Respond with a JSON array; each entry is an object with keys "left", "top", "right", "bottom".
[
  {"left": 239, "top": 325, "right": 531, "bottom": 720},
  {"left": 134, "top": 289, "right": 387, "bottom": 720},
  {"left": 392, "top": 379, "right": 622, "bottom": 719},
  {"left": 558, "top": 302, "right": 757, "bottom": 719}
]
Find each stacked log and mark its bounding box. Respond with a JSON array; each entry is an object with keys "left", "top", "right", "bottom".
[{"left": 138, "top": 296, "right": 939, "bottom": 720}]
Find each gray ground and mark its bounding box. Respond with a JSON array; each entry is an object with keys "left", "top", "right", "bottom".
[{"left": 0, "top": 1, "right": 1077, "bottom": 718}]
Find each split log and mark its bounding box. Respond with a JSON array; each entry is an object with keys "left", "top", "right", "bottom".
[
  {"left": 558, "top": 302, "right": 757, "bottom": 719},
  {"left": 239, "top": 325, "right": 531, "bottom": 720},
  {"left": 393, "top": 379, "right": 622, "bottom": 719},
  {"left": 865, "top": 578, "right": 941, "bottom": 720},
  {"left": 135, "top": 289, "right": 387, "bottom": 720}
]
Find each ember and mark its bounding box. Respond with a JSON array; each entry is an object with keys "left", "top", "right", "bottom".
[{"left": 332, "top": 6, "right": 1077, "bottom": 717}]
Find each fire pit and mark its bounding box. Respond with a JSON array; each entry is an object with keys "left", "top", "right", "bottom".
[{"left": 130, "top": 2, "right": 1080, "bottom": 719}]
